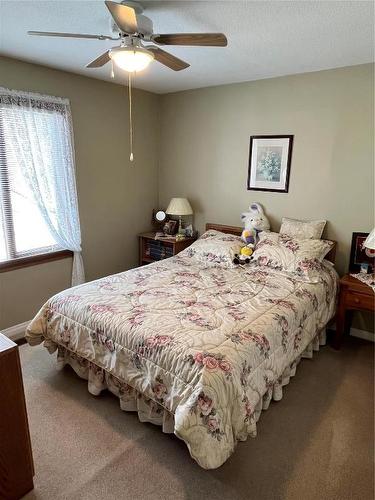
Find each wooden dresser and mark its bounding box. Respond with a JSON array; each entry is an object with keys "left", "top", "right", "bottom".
[{"left": 0, "top": 334, "right": 34, "bottom": 499}]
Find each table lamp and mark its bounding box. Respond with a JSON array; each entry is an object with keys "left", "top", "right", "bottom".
[
  {"left": 363, "top": 228, "right": 375, "bottom": 258},
  {"left": 166, "top": 198, "right": 193, "bottom": 234}
]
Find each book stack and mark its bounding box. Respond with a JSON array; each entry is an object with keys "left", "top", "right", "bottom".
[{"left": 147, "top": 240, "right": 173, "bottom": 260}]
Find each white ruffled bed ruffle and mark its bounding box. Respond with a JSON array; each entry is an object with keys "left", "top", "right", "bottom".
[
  {"left": 55, "top": 345, "right": 175, "bottom": 433},
  {"left": 52, "top": 328, "right": 327, "bottom": 440},
  {"left": 250, "top": 328, "right": 326, "bottom": 428}
]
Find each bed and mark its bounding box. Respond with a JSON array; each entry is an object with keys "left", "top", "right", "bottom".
[{"left": 26, "top": 223, "right": 339, "bottom": 469}]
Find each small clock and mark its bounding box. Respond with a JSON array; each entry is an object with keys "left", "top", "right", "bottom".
[
  {"left": 152, "top": 209, "right": 167, "bottom": 229},
  {"left": 155, "top": 210, "right": 166, "bottom": 222}
]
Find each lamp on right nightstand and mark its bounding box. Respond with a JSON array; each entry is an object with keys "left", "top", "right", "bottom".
[{"left": 363, "top": 228, "right": 375, "bottom": 260}]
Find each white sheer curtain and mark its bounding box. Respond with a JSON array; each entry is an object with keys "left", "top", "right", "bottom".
[{"left": 0, "top": 87, "right": 84, "bottom": 285}]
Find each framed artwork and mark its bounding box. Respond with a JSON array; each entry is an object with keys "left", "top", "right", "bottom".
[
  {"left": 247, "top": 135, "right": 294, "bottom": 192},
  {"left": 349, "top": 232, "right": 374, "bottom": 272}
]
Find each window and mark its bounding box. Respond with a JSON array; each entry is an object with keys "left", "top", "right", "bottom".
[
  {"left": 0, "top": 98, "right": 64, "bottom": 262},
  {"left": 0, "top": 115, "right": 58, "bottom": 261},
  {"left": 0, "top": 88, "right": 83, "bottom": 283}
]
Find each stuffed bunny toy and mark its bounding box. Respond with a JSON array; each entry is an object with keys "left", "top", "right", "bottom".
[
  {"left": 240, "top": 202, "right": 270, "bottom": 247},
  {"left": 233, "top": 203, "right": 270, "bottom": 265}
]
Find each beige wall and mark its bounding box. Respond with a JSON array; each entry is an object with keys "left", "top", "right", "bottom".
[
  {"left": 159, "top": 64, "right": 374, "bottom": 277},
  {"left": 159, "top": 63, "right": 374, "bottom": 332},
  {"left": 0, "top": 56, "right": 159, "bottom": 329}
]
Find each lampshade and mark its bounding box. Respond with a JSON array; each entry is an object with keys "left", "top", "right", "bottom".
[
  {"left": 166, "top": 198, "right": 193, "bottom": 216},
  {"left": 109, "top": 46, "right": 154, "bottom": 73},
  {"left": 363, "top": 228, "right": 375, "bottom": 250}
]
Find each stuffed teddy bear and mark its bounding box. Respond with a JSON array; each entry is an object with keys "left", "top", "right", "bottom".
[{"left": 233, "top": 202, "right": 270, "bottom": 265}]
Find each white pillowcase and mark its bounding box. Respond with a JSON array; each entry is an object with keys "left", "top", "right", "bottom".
[
  {"left": 180, "top": 230, "right": 243, "bottom": 268},
  {"left": 251, "top": 231, "right": 333, "bottom": 281},
  {"left": 280, "top": 217, "right": 326, "bottom": 240}
]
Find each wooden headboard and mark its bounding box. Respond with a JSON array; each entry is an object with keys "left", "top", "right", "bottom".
[{"left": 205, "top": 223, "right": 337, "bottom": 264}]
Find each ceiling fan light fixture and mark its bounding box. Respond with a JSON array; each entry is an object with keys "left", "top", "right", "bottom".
[{"left": 109, "top": 46, "right": 154, "bottom": 72}]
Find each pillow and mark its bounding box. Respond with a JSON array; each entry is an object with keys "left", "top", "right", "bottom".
[
  {"left": 251, "top": 232, "right": 333, "bottom": 281},
  {"left": 280, "top": 217, "right": 326, "bottom": 240},
  {"left": 180, "top": 230, "right": 243, "bottom": 267}
]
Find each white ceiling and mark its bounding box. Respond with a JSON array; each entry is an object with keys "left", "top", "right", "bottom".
[{"left": 0, "top": 1, "right": 374, "bottom": 94}]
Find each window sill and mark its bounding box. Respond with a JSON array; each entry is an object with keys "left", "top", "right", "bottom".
[{"left": 0, "top": 250, "right": 73, "bottom": 273}]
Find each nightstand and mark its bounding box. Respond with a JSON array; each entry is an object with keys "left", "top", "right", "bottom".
[
  {"left": 334, "top": 275, "right": 375, "bottom": 349},
  {"left": 138, "top": 232, "right": 197, "bottom": 266}
]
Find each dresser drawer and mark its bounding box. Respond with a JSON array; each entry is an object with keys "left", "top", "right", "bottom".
[{"left": 346, "top": 290, "right": 375, "bottom": 310}]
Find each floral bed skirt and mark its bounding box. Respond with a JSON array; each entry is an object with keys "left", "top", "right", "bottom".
[{"left": 52, "top": 328, "right": 327, "bottom": 447}]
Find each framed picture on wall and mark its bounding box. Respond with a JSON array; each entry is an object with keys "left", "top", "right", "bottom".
[
  {"left": 247, "top": 135, "right": 294, "bottom": 192},
  {"left": 349, "top": 232, "right": 375, "bottom": 272}
]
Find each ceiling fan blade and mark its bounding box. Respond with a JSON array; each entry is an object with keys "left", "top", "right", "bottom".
[
  {"left": 105, "top": 1, "right": 137, "bottom": 34},
  {"left": 151, "top": 33, "right": 227, "bottom": 47},
  {"left": 28, "top": 31, "right": 115, "bottom": 40},
  {"left": 86, "top": 51, "right": 111, "bottom": 68},
  {"left": 147, "top": 47, "right": 189, "bottom": 71}
]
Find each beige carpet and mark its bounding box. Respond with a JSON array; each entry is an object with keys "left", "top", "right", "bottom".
[{"left": 20, "top": 336, "right": 374, "bottom": 500}]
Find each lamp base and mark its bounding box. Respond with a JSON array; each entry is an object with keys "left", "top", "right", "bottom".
[{"left": 178, "top": 216, "right": 184, "bottom": 235}]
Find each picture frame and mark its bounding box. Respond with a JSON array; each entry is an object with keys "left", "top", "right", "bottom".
[
  {"left": 247, "top": 135, "right": 294, "bottom": 193},
  {"left": 163, "top": 219, "right": 177, "bottom": 235},
  {"left": 349, "top": 232, "right": 374, "bottom": 273}
]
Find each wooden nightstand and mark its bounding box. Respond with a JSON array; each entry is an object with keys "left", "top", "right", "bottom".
[
  {"left": 334, "top": 275, "right": 375, "bottom": 349},
  {"left": 138, "top": 232, "right": 196, "bottom": 266}
]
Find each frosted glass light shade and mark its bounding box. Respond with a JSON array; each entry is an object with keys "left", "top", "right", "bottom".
[
  {"left": 166, "top": 198, "right": 193, "bottom": 216},
  {"left": 109, "top": 47, "right": 154, "bottom": 73},
  {"left": 364, "top": 228, "right": 375, "bottom": 250}
]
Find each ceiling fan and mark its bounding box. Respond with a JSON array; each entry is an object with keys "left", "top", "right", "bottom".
[
  {"left": 28, "top": 0, "right": 228, "bottom": 73},
  {"left": 28, "top": 1, "right": 227, "bottom": 162}
]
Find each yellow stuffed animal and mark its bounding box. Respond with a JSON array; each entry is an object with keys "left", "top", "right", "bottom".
[
  {"left": 233, "top": 245, "right": 253, "bottom": 265},
  {"left": 240, "top": 246, "right": 253, "bottom": 257}
]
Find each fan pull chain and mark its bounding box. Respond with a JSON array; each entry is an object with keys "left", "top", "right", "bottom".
[{"left": 128, "top": 72, "right": 134, "bottom": 162}]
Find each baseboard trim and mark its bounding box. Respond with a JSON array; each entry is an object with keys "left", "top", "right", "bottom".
[
  {"left": 1, "top": 320, "right": 31, "bottom": 341},
  {"left": 350, "top": 327, "right": 374, "bottom": 342}
]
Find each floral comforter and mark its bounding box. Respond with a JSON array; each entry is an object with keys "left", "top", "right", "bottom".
[{"left": 26, "top": 255, "right": 338, "bottom": 469}]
